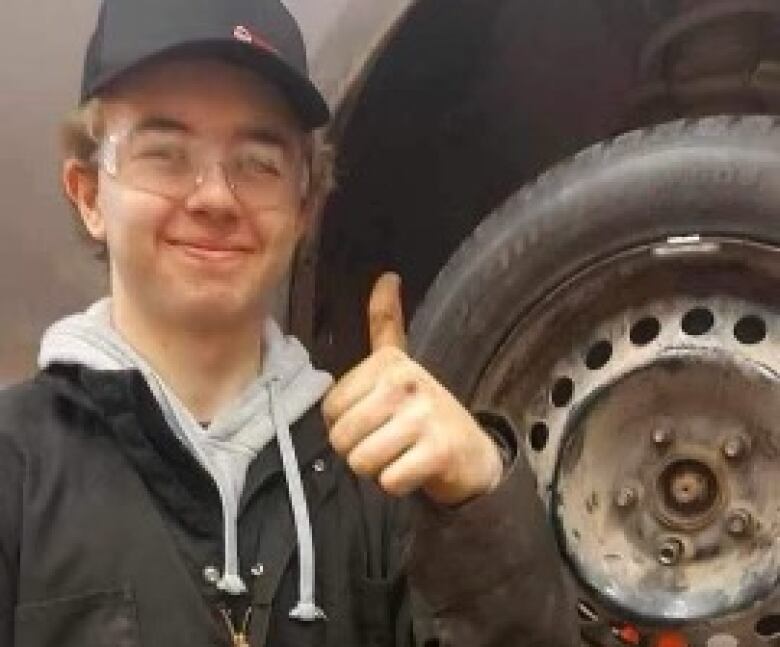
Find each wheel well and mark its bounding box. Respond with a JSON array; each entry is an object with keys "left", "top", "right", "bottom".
[{"left": 295, "top": 0, "right": 779, "bottom": 374}]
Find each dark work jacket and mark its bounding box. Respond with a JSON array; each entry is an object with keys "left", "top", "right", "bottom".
[{"left": 0, "top": 364, "right": 577, "bottom": 647}]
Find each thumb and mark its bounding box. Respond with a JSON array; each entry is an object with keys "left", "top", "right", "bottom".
[{"left": 368, "top": 272, "right": 407, "bottom": 352}]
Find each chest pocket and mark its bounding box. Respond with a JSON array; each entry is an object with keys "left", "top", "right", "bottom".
[{"left": 15, "top": 588, "right": 141, "bottom": 647}]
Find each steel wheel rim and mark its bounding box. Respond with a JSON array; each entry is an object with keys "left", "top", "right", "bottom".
[{"left": 472, "top": 235, "right": 780, "bottom": 640}]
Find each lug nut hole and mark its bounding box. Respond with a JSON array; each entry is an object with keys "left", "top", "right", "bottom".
[
  {"left": 630, "top": 316, "right": 661, "bottom": 346},
  {"left": 682, "top": 307, "right": 714, "bottom": 336},
  {"left": 551, "top": 377, "right": 574, "bottom": 407},
  {"left": 585, "top": 340, "right": 612, "bottom": 370},
  {"left": 529, "top": 422, "right": 549, "bottom": 452},
  {"left": 734, "top": 315, "right": 766, "bottom": 345}
]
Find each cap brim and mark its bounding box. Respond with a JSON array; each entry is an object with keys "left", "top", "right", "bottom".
[{"left": 83, "top": 39, "right": 331, "bottom": 130}]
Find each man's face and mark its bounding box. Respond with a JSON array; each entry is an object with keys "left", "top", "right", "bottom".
[{"left": 79, "top": 58, "right": 310, "bottom": 331}]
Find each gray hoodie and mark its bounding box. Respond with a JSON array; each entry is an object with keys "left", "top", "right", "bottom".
[{"left": 38, "top": 298, "right": 333, "bottom": 620}]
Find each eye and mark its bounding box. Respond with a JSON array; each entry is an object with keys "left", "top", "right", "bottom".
[
  {"left": 125, "top": 132, "right": 190, "bottom": 168},
  {"left": 136, "top": 143, "right": 187, "bottom": 163},
  {"left": 234, "top": 145, "right": 283, "bottom": 178}
]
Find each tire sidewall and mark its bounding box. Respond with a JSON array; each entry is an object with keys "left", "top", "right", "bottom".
[{"left": 410, "top": 117, "right": 780, "bottom": 400}]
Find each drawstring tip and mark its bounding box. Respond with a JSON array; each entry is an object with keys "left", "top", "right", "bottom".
[
  {"left": 217, "top": 574, "right": 248, "bottom": 595},
  {"left": 289, "top": 601, "right": 327, "bottom": 622}
]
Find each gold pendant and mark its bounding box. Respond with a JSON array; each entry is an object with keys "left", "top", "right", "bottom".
[{"left": 220, "top": 606, "right": 253, "bottom": 647}]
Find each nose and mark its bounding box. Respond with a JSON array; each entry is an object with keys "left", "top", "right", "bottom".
[{"left": 184, "top": 162, "right": 241, "bottom": 223}]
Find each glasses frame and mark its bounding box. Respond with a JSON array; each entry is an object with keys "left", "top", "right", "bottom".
[{"left": 95, "top": 129, "right": 309, "bottom": 211}]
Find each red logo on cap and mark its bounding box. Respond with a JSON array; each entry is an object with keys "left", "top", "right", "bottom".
[{"left": 233, "top": 25, "right": 278, "bottom": 55}]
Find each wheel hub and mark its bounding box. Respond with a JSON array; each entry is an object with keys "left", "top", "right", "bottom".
[
  {"left": 468, "top": 237, "right": 780, "bottom": 643},
  {"left": 536, "top": 297, "right": 780, "bottom": 622},
  {"left": 657, "top": 457, "right": 720, "bottom": 527}
]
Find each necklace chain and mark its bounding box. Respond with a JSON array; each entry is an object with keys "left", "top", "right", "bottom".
[{"left": 219, "top": 606, "right": 252, "bottom": 647}]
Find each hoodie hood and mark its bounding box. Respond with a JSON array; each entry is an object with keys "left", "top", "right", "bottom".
[{"left": 39, "top": 298, "right": 332, "bottom": 620}]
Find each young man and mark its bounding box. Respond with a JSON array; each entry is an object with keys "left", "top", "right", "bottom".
[{"left": 0, "top": 0, "right": 577, "bottom": 645}]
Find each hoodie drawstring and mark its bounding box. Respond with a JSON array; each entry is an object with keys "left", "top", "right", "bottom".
[
  {"left": 269, "top": 380, "right": 327, "bottom": 622},
  {"left": 151, "top": 375, "right": 249, "bottom": 596},
  {"left": 38, "top": 299, "right": 333, "bottom": 614}
]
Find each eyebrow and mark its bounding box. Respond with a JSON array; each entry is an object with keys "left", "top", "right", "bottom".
[
  {"left": 236, "top": 126, "right": 293, "bottom": 151},
  {"left": 126, "top": 117, "right": 295, "bottom": 150},
  {"left": 129, "top": 116, "right": 193, "bottom": 137}
]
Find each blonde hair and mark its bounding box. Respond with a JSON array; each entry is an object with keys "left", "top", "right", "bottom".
[{"left": 60, "top": 97, "right": 336, "bottom": 257}]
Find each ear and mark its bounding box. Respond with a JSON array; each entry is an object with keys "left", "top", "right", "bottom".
[{"left": 62, "top": 159, "right": 106, "bottom": 241}]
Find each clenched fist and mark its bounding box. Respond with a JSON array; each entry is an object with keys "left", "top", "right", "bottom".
[{"left": 322, "top": 272, "right": 504, "bottom": 506}]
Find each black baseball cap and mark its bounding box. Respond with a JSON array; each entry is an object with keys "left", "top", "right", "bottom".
[{"left": 81, "top": 0, "right": 331, "bottom": 130}]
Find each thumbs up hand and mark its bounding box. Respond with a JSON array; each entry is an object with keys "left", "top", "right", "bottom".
[{"left": 322, "top": 272, "right": 504, "bottom": 506}]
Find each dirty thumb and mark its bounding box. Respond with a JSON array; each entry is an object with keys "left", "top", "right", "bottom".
[{"left": 368, "top": 272, "right": 407, "bottom": 352}]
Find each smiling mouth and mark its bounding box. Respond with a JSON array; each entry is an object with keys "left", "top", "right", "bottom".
[{"left": 168, "top": 240, "right": 253, "bottom": 263}]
